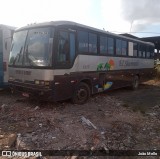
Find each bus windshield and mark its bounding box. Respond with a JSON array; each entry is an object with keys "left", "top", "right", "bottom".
[{"left": 9, "top": 27, "right": 52, "bottom": 67}]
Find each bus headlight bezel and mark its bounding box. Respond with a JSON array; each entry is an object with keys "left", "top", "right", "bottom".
[
  {"left": 9, "top": 76, "right": 14, "bottom": 81},
  {"left": 34, "top": 80, "right": 50, "bottom": 86}
]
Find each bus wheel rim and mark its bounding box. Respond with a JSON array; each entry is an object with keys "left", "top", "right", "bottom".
[{"left": 77, "top": 88, "right": 87, "bottom": 101}]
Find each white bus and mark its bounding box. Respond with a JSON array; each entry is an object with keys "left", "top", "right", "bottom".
[
  {"left": 8, "top": 21, "right": 154, "bottom": 103},
  {"left": 0, "top": 25, "right": 15, "bottom": 89}
]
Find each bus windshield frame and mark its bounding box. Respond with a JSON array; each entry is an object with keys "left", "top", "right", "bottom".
[{"left": 9, "top": 27, "right": 54, "bottom": 68}]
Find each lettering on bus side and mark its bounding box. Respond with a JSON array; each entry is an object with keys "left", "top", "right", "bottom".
[
  {"left": 15, "top": 70, "right": 31, "bottom": 75},
  {"left": 119, "top": 60, "right": 139, "bottom": 67},
  {"left": 83, "top": 65, "right": 90, "bottom": 69}
]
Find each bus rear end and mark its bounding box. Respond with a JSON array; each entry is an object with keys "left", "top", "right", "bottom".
[{"left": 0, "top": 25, "right": 15, "bottom": 89}]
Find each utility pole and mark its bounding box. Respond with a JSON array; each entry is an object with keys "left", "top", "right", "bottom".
[{"left": 130, "top": 20, "right": 134, "bottom": 33}]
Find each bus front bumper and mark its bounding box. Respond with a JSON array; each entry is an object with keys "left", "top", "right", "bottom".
[{"left": 9, "top": 81, "right": 53, "bottom": 100}]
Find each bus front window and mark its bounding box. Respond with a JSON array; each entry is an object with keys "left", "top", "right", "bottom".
[
  {"left": 24, "top": 27, "right": 52, "bottom": 67},
  {"left": 9, "top": 30, "right": 27, "bottom": 66}
]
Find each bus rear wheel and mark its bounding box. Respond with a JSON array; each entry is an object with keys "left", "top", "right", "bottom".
[
  {"left": 132, "top": 75, "right": 139, "bottom": 90},
  {"left": 72, "top": 82, "right": 91, "bottom": 104}
]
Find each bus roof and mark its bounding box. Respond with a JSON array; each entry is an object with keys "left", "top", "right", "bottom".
[{"left": 16, "top": 21, "right": 154, "bottom": 46}]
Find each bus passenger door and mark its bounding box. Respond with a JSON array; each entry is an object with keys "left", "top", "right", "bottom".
[
  {"left": 55, "top": 30, "right": 76, "bottom": 65},
  {"left": 69, "top": 32, "right": 76, "bottom": 65},
  {"left": 54, "top": 30, "right": 76, "bottom": 101}
]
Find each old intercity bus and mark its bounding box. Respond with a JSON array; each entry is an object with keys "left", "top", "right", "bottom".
[
  {"left": 0, "top": 25, "right": 15, "bottom": 89},
  {"left": 8, "top": 21, "right": 154, "bottom": 104}
]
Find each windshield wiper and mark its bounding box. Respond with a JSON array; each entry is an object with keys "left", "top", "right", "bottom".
[
  {"left": 25, "top": 45, "right": 37, "bottom": 66},
  {"left": 12, "top": 47, "right": 23, "bottom": 65}
]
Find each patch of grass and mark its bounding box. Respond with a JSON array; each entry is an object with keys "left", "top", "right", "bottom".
[
  {"left": 155, "top": 127, "right": 160, "bottom": 133},
  {"left": 122, "top": 102, "right": 147, "bottom": 114},
  {"left": 132, "top": 105, "right": 147, "bottom": 114},
  {"left": 122, "top": 103, "right": 129, "bottom": 108},
  {"left": 140, "top": 110, "right": 146, "bottom": 114}
]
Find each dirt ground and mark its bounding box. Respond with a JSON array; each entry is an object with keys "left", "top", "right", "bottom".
[{"left": 0, "top": 79, "right": 160, "bottom": 159}]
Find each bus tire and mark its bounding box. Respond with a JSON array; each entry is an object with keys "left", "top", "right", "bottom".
[
  {"left": 72, "top": 82, "right": 91, "bottom": 104},
  {"left": 132, "top": 75, "right": 139, "bottom": 90}
]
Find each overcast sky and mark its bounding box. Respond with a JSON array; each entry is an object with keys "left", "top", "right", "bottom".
[{"left": 0, "top": 0, "right": 160, "bottom": 37}]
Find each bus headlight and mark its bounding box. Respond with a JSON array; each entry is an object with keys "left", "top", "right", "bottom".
[
  {"left": 44, "top": 81, "right": 50, "bottom": 86},
  {"left": 35, "top": 80, "right": 40, "bottom": 85},
  {"left": 9, "top": 76, "right": 14, "bottom": 81},
  {"left": 34, "top": 80, "right": 50, "bottom": 86}
]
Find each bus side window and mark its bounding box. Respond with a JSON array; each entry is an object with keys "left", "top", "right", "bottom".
[
  {"left": 108, "top": 37, "right": 114, "bottom": 55},
  {"left": 139, "top": 45, "right": 143, "bottom": 58},
  {"left": 78, "top": 31, "right": 88, "bottom": 53},
  {"left": 116, "top": 39, "right": 121, "bottom": 55},
  {"left": 122, "top": 40, "right": 127, "bottom": 56},
  {"left": 133, "top": 43, "right": 138, "bottom": 57}
]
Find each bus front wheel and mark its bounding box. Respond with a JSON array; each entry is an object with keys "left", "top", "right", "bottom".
[
  {"left": 132, "top": 75, "right": 139, "bottom": 90},
  {"left": 72, "top": 82, "right": 91, "bottom": 104}
]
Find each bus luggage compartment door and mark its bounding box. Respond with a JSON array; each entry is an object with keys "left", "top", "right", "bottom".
[{"left": 53, "top": 75, "right": 73, "bottom": 101}]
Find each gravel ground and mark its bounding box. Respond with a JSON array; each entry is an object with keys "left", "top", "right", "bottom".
[{"left": 0, "top": 80, "right": 160, "bottom": 159}]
